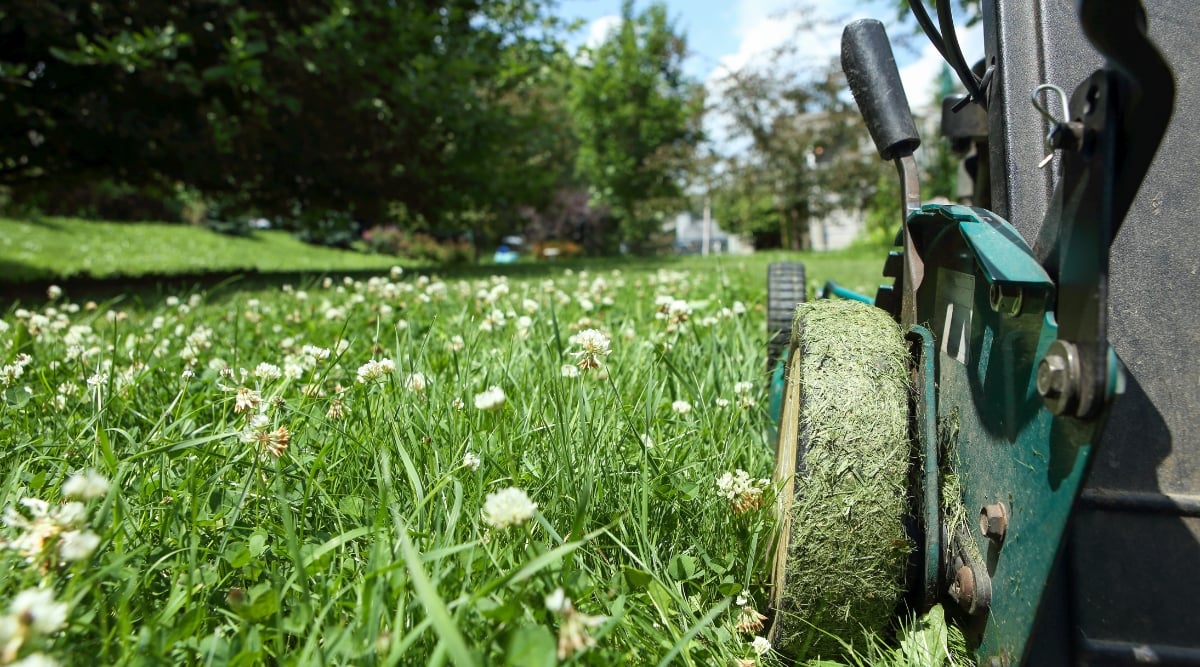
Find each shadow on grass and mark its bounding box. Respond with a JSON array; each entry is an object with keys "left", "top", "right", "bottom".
[{"left": 0, "top": 254, "right": 688, "bottom": 310}]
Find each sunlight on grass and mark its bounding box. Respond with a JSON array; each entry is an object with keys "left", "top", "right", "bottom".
[{"left": 0, "top": 244, "right": 939, "bottom": 665}]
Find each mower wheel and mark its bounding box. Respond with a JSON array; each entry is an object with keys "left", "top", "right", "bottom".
[
  {"left": 766, "top": 262, "right": 806, "bottom": 373},
  {"left": 767, "top": 300, "right": 911, "bottom": 659}
]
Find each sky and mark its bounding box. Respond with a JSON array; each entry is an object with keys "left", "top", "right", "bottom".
[{"left": 557, "top": 0, "right": 983, "bottom": 152}]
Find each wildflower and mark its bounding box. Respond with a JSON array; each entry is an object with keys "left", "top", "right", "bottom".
[
  {"left": 61, "top": 470, "right": 109, "bottom": 501},
  {"left": 404, "top": 372, "right": 429, "bottom": 394},
  {"left": 57, "top": 530, "right": 101, "bottom": 562},
  {"left": 522, "top": 298, "right": 539, "bottom": 314},
  {"left": 390, "top": 265, "right": 404, "bottom": 279},
  {"left": 356, "top": 358, "right": 396, "bottom": 383},
  {"left": 181, "top": 368, "right": 196, "bottom": 381},
  {"left": 733, "top": 381, "right": 753, "bottom": 395},
  {"left": 253, "top": 362, "right": 283, "bottom": 381},
  {"left": 560, "top": 364, "right": 580, "bottom": 379},
  {"left": 571, "top": 329, "right": 611, "bottom": 370},
  {"left": 462, "top": 452, "right": 481, "bottom": 471},
  {"left": 474, "top": 386, "right": 506, "bottom": 411},
  {"left": 447, "top": 335, "right": 465, "bottom": 353},
  {"left": 715, "top": 398, "right": 731, "bottom": 409},
  {"left": 480, "top": 487, "right": 536, "bottom": 529},
  {"left": 240, "top": 415, "right": 289, "bottom": 459},
  {"left": 732, "top": 301, "right": 748, "bottom": 315},
  {"left": 46, "top": 285, "right": 62, "bottom": 300},
  {"left": 326, "top": 399, "right": 347, "bottom": 420},
  {"left": 8, "top": 587, "right": 69, "bottom": 637},
  {"left": 233, "top": 387, "right": 262, "bottom": 414},
  {"left": 671, "top": 400, "right": 692, "bottom": 415},
  {"left": 544, "top": 587, "right": 606, "bottom": 659},
  {"left": 10, "top": 653, "right": 61, "bottom": 667},
  {"left": 451, "top": 397, "right": 466, "bottom": 411},
  {"left": 639, "top": 433, "right": 655, "bottom": 449},
  {"left": 716, "top": 470, "right": 771, "bottom": 515},
  {"left": 751, "top": 636, "right": 771, "bottom": 656},
  {"left": 735, "top": 602, "right": 767, "bottom": 635}
]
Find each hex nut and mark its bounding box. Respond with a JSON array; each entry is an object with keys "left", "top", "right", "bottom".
[{"left": 979, "top": 503, "right": 1008, "bottom": 542}]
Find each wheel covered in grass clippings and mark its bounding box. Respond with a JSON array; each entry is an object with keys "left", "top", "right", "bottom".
[{"left": 767, "top": 299, "right": 912, "bottom": 659}]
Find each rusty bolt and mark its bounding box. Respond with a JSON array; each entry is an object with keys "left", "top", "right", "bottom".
[
  {"left": 951, "top": 565, "right": 975, "bottom": 604},
  {"left": 1037, "top": 354, "right": 1068, "bottom": 399},
  {"left": 980, "top": 502, "right": 1008, "bottom": 542}
]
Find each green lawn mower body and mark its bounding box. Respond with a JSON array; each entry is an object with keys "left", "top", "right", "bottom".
[{"left": 767, "top": 1, "right": 1200, "bottom": 664}]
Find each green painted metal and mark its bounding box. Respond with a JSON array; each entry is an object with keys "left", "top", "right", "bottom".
[
  {"left": 767, "top": 353, "right": 787, "bottom": 446},
  {"left": 820, "top": 279, "right": 875, "bottom": 304},
  {"left": 906, "top": 325, "right": 941, "bottom": 607},
  {"left": 907, "top": 204, "right": 1117, "bottom": 664}
]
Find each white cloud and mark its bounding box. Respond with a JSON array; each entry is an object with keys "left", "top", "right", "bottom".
[
  {"left": 898, "top": 22, "right": 984, "bottom": 110},
  {"left": 585, "top": 14, "right": 622, "bottom": 50}
]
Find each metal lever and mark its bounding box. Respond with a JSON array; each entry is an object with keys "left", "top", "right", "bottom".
[{"left": 841, "top": 19, "right": 923, "bottom": 325}]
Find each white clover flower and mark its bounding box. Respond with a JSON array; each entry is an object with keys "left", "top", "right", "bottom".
[
  {"left": 447, "top": 335, "right": 465, "bottom": 353},
  {"left": 733, "top": 381, "right": 753, "bottom": 395},
  {"left": 451, "top": 397, "right": 466, "bottom": 411},
  {"left": 233, "top": 387, "right": 262, "bottom": 414},
  {"left": 671, "top": 400, "right": 692, "bottom": 415},
  {"left": 10, "top": 652, "right": 61, "bottom": 667},
  {"left": 516, "top": 316, "right": 533, "bottom": 333},
  {"left": 560, "top": 364, "right": 580, "bottom": 379},
  {"left": 62, "top": 470, "right": 109, "bottom": 501},
  {"left": 522, "top": 298, "right": 540, "bottom": 314},
  {"left": 404, "top": 372, "right": 429, "bottom": 394},
  {"left": 751, "top": 636, "right": 771, "bottom": 656},
  {"left": 462, "top": 452, "right": 481, "bottom": 471},
  {"left": 735, "top": 602, "right": 767, "bottom": 635},
  {"left": 356, "top": 359, "right": 395, "bottom": 384},
  {"left": 254, "top": 362, "right": 283, "bottom": 381},
  {"left": 716, "top": 470, "right": 771, "bottom": 515},
  {"left": 640, "top": 433, "right": 655, "bottom": 449},
  {"left": 571, "top": 329, "right": 611, "bottom": 370},
  {"left": 46, "top": 285, "right": 62, "bottom": 300},
  {"left": 58, "top": 529, "right": 101, "bottom": 562},
  {"left": 9, "top": 588, "right": 68, "bottom": 635},
  {"left": 715, "top": 398, "right": 731, "bottom": 409},
  {"left": 480, "top": 487, "right": 537, "bottom": 529},
  {"left": 545, "top": 587, "right": 569, "bottom": 613},
  {"left": 390, "top": 265, "right": 404, "bottom": 279},
  {"left": 474, "top": 386, "right": 506, "bottom": 411}
]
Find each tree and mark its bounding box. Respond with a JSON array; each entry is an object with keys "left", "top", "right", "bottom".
[
  {"left": 0, "top": 1, "right": 569, "bottom": 236},
  {"left": 568, "top": 0, "right": 703, "bottom": 253},
  {"left": 714, "top": 61, "right": 877, "bottom": 250}
]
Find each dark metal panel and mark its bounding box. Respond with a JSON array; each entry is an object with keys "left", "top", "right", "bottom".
[{"left": 982, "top": 1, "right": 1200, "bottom": 663}]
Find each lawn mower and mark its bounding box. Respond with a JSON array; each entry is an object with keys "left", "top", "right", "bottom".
[{"left": 764, "top": 0, "right": 1200, "bottom": 663}]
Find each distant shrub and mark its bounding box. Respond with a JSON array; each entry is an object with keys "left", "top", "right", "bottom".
[
  {"left": 533, "top": 240, "right": 583, "bottom": 259},
  {"left": 362, "top": 226, "right": 474, "bottom": 264}
]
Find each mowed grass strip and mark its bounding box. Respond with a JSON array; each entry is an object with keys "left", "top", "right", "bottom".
[{"left": 0, "top": 217, "right": 405, "bottom": 282}]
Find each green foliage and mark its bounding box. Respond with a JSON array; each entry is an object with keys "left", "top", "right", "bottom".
[
  {"left": 713, "top": 59, "right": 877, "bottom": 251},
  {"left": 362, "top": 226, "right": 474, "bottom": 264},
  {"left": 569, "top": 1, "right": 704, "bottom": 252},
  {"left": 0, "top": 1, "right": 569, "bottom": 234}
]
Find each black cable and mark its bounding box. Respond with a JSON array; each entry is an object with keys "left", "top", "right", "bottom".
[
  {"left": 908, "top": 0, "right": 948, "bottom": 62},
  {"left": 936, "top": 0, "right": 984, "bottom": 103}
]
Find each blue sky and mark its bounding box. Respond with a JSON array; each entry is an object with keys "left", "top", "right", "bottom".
[{"left": 555, "top": 0, "right": 982, "bottom": 111}]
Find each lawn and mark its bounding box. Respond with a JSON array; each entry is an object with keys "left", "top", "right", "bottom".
[
  {"left": 0, "top": 217, "right": 406, "bottom": 283},
  {"left": 0, "top": 231, "right": 964, "bottom": 665}
]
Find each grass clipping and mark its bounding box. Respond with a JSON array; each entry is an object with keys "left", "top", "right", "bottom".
[{"left": 771, "top": 300, "right": 912, "bottom": 658}]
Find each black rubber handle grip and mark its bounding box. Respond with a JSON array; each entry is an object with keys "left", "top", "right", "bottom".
[{"left": 841, "top": 19, "right": 920, "bottom": 160}]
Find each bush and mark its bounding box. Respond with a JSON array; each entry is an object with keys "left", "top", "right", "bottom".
[{"left": 361, "top": 226, "right": 474, "bottom": 264}]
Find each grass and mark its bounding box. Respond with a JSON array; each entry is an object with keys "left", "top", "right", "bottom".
[
  {"left": 0, "top": 217, "right": 406, "bottom": 283},
  {"left": 0, "top": 228, "right": 935, "bottom": 664}
]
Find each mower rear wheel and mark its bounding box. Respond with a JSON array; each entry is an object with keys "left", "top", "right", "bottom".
[{"left": 766, "top": 261, "right": 806, "bottom": 373}]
